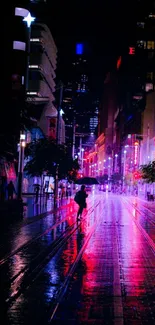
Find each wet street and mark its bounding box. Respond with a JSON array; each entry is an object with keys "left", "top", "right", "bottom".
[{"left": 1, "top": 194, "right": 155, "bottom": 324}]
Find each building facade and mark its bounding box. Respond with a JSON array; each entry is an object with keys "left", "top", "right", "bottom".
[{"left": 28, "top": 23, "right": 59, "bottom": 138}]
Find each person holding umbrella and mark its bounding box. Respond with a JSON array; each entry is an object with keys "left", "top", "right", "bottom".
[{"left": 74, "top": 185, "right": 88, "bottom": 221}]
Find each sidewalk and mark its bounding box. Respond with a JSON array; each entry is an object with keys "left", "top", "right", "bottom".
[
  {"left": 22, "top": 195, "right": 75, "bottom": 225},
  {"left": 0, "top": 194, "right": 74, "bottom": 227}
]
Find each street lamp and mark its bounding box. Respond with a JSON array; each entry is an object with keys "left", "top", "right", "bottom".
[
  {"left": 17, "top": 133, "right": 26, "bottom": 199},
  {"left": 23, "top": 13, "right": 35, "bottom": 28}
]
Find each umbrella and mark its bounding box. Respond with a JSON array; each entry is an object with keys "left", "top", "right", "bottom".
[{"left": 75, "top": 177, "right": 100, "bottom": 185}]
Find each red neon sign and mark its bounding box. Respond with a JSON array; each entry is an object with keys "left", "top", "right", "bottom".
[
  {"left": 134, "top": 142, "right": 139, "bottom": 165},
  {"left": 133, "top": 171, "right": 141, "bottom": 180},
  {"left": 129, "top": 47, "right": 135, "bottom": 55}
]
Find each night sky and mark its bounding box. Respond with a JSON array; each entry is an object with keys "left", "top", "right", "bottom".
[{"left": 34, "top": 0, "right": 138, "bottom": 96}]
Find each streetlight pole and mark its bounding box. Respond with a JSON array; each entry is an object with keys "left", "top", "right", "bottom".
[
  {"left": 147, "top": 124, "right": 150, "bottom": 163},
  {"left": 81, "top": 148, "right": 84, "bottom": 174},
  {"left": 17, "top": 133, "right": 26, "bottom": 199},
  {"left": 123, "top": 150, "right": 127, "bottom": 186},
  {"left": 72, "top": 115, "right": 76, "bottom": 159},
  {"left": 54, "top": 82, "right": 63, "bottom": 207},
  {"left": 79, "top": 137, "right": 82, "bottom": 160}
]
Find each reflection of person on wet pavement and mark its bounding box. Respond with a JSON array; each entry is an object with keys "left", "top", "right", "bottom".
[
  {"left": 7, "top": 181, "right": 16, "bottom": 200},
  {"left": 77, "top": 185, "right": 88, "bottom": 221}
]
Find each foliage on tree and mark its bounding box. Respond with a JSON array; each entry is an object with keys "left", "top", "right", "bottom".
[
  {"left": 140, "top": 161, "right": 155, "bottom": 183},
  {"left": 24, "top": 138, "right": 80, "bottom": 181}
]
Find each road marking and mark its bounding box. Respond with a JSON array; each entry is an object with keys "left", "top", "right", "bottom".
[
  {"left": 113, "top": 219, "right": 124, "bottom": 325},
  {"left": 49, "top": 203, "right": 101, "bottom": 323}
]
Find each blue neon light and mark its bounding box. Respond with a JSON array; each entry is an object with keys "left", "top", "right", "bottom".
[
  {"left": 76, "top": 43, "right": 83, "bottom": 55},
  {"left": 127, "top": 115, "right": 133, "bottom": 121}
]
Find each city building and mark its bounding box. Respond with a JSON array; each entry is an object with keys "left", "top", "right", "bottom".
[
  {"left": 12, "top": 6, "right": 65, "bottom": 143},
  {"left": 110, "top": 1, "right": 155, "bottom": 181},
  {"left": 62, "top": 43, "right": 98, "bottom": 155},
  {"left": 140, "top": 92, "right": 155, "bottom": 165},
  {"left": 28, "top": 22, "right": 60, "bottom": 139},
  {"left": 98, "top": 72, "right": 119, "bottom": 171},
  {"left": 10, "top": 3, "right": 66, "bottom": 193}
]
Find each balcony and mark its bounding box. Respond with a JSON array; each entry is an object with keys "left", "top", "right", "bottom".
[
  {"left": 27, "top": 80, "right": 55, "bottom": 102},
  {"left": 31, "top": 26, "right": 57, "bottom": 69},
  {"left": 29, "top": 53, "right": 56, "bottom": 91}
]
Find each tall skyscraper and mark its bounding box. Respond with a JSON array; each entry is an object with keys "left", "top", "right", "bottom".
[{"left": 63, "top": 43, "right": 98, "bottom": 154}]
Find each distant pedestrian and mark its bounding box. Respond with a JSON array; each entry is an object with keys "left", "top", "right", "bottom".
[
  {"left": 7, "top": 181, "right": 16, "bottom": 200},
  {"left": 74, "top": 185, "right": 88, "bottom": 221}
]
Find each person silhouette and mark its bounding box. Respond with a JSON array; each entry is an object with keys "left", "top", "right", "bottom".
[
  {"left": 7, "top": 181, "right": 16, "bottom": 200},
  {"left": 76, "top": 185, "right": 88, "bottom": 221}
]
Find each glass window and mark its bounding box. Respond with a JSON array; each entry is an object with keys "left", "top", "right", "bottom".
[
  {"left": 148, "top": 13, "right": 155, "bottom": 19},
  {"left": 147, "top": 41, "right": 155, "bottom": 49}
]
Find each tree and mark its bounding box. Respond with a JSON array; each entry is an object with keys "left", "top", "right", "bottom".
[
  {"left": 140, "top": 161, "right": 155, "bottom": 183},
  {"left": 24, "top": 138, "right": 80, "bottom": 181}
]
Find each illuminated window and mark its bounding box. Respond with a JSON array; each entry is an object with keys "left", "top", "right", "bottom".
[
  {"left": 137, "top": 40, "right": 146, "bottom": 48},
  {"left": 149, "top": 13, "right": 155, "bottom": 18},
  {"left": 147, "top": 41, "right": 155, "bottom": 49},
  {"left": 15, "top": 7, "right": 29, "bottom": 17},
  {"left": 13, "top": 41, "right": 26, "bottom": 51}
]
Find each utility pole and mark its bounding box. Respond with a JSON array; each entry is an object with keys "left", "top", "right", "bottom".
[
  {"left": 147, "top": 124, "right": 150, "bottom": 163},
  {"left": 54, "top": 82, "right": 63, "bottom": 207},
  {"left": 72, "top": 114, "right": 76, "bottom": 159},
  {"left": 79, "top": 137, "right": 82, "bottom": 160}
]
